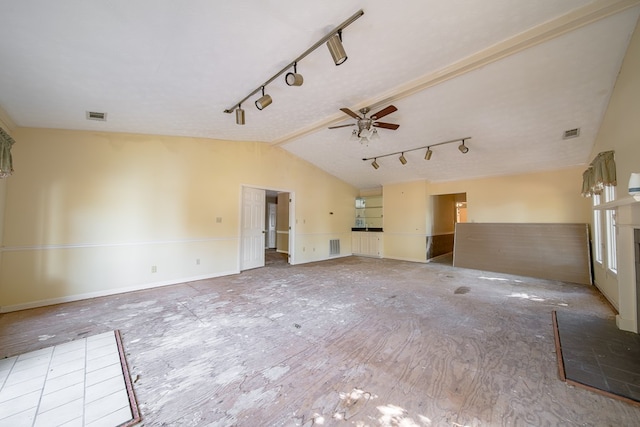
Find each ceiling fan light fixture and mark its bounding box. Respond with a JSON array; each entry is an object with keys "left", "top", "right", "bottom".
[
  {"left": 371, "top": 128, "right": 379, "bottom": 140},
  {"left": 399, "top": 153, "right": 407, "bottom": 165},
  {"left": 371, "top": 159, "right": 379, "bottom": 170},
  {"left": 327, "top": 31, "right": 348, "bottom": 65},
  {"left": 255, "top": 87, "right": 272, "bottom": 110},
  {"left": 458, "top": 140, "right": 469, "bottom": 154},
  {"left": 285, "top": 62, "right": 304, "bottom": 86},
  {"left": 235, "top": 105, "right": 245, "bottom": 125},
  {"left": 424, "top": 147, "right": 432, "bottom": 160}
]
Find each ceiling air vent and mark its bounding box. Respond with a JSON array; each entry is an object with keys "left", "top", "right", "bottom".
[
  {"left": 86, "top": 111, "right": 107, "bottom": 121},
  {"left": 563, "top": 128, "right": 580, "bottom": 139}
]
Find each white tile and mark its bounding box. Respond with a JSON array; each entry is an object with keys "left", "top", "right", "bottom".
[
  {"left": 85, "top": 363, "right": 122, "bottom": 387},
  {"left": 11, "top": 353, "right": 52, "bottom": 373},
  {"left": 84, "top": 389, "right": 130, "bottom": 425},
  {"left": 38, "top": 381, "right": 84, "bottom": 414},
  {"left": 85, "top": 375, "right": 126, "bottom": 404},
  {"left": 87, "top": 331, "right": 115, "bottom": 342},
  {"left": 0, "top": 356, "right": 17, "bottom": 372},
  {"left": 86, "top": 333, "right": 115, "bottom": 350},
  {"left": 51, "top": 348, "right": 85, "bottom": 367},
  {"left": 59, "top": 416, "right": 84, "bottom": 427},
  {"left": 0, "top": 331, "right": 133, "bottom": 427},
  {"left": 0, "top": 389, "right": 40, "bottom": 419},
  {"left": 0, "top": 406, "right": 37, "bottom": 427},
  {"left": 46, "top": 357, "right": 85, "bottom": 379},
  {"left": 85, "top": 405, "right": 133, "bottom": 427},
  {"left": 86, "top": 351, "right": 120, "bottom": 373},
  {"left": 53, "top": 339, "right": 86, "bottom": 355},
  {"left": 0, "top": 376, "right": 46, "bottom": 403},
  {"left": 42, "top": 369, "right": 84, "bottom": 396},
  {"left": 3, "top": 365, "right": 48, "bottom": 386},
  {"left": 34, "top": 398, "right": 84, "bottom": 427},
  {"left": 16, "top": 347, "right": 53, "bottom": 361},
  {"left": 86, "top": 342, "right": 118, "bottom": 362}
]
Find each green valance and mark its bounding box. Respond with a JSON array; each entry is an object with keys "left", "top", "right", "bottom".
[
  {"left": 581, "top": 150, "right": 616, "bottom": 197},
  {"left": 0, "top": 127, "right": 15, "bottom": 178}
]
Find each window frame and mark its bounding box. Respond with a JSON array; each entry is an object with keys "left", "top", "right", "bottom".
[{"left": 604, "top": 186, "right": 617, "bottom": 274}]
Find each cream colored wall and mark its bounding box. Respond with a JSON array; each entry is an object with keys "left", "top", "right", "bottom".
[
  {"left": 0, "top": 128, "right": 357, "bottom": 310},
  {"left": 586, "top": 18, "right": 640, "bottom": 332},
  {"left": 383, "top": 181, "right": 429, "bottom": 262},
  {"left": 428, "top": 167, "right": 591, "bottom": 224},
  {"left": 382, "top": 167, "right": 590, "bottom": 262}
]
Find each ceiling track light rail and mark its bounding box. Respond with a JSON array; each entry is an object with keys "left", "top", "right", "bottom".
[
  {"left": 363, "top": 137, "right": 472, "bottom": 168},
  {"left": 223, "top": 9, "right": 364, "bottom": 122}
]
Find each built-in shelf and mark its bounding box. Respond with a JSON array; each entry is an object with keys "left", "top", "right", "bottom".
[{"left": 593, "top": 196, "right": 640, "bottom": 210}]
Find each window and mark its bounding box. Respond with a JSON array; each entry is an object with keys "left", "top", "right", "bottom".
[
  {"left": 604, "top": 186, "right": 617, "bottom": 273},
  {"left": 593, "top": 194, "right": 602, "bottom": 264}
]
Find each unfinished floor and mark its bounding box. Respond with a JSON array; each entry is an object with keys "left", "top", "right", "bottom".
[{"left": 1, "top": 255, "right": 639, "bottom": 426}]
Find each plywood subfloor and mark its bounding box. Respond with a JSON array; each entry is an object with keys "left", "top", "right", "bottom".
[{"left": 1, "top": 256, "right": 638, "bottom": 426}]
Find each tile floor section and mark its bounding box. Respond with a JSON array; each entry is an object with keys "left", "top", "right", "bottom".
[
  {"left": 0, "top": 331, "right": 134, "bottom": 427},
  {"left": 555, "top": 310, "right": 640, "bottom": 403}
]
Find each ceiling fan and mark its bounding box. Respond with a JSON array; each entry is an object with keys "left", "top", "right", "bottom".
[{"left": 328, "top": 105, "right": 399, "bottom": 141}]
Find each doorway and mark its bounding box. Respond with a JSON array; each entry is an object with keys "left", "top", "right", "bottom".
[
  {"left": 240, "top": 186, "right": 294, "bottom": 271},
  {"left": 427, "top": 192, "right": 467, "bottom": 263}
]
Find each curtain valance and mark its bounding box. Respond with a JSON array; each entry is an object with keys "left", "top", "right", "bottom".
[
  {"left": 0, "top": 127, "right": 15, "bottom": 179},
  {"left": 581, "top": 150, "right": 616, "bottom": 197}
]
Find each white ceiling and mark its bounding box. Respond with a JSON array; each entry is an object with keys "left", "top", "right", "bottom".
[{"left": 0, "top": 1, "right": 638, "bottom": 189}]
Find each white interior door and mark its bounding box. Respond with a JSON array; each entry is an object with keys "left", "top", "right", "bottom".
[
  {"left": 267, "top": 203, "right": 276, "bottom": 249},
  {"left": 241, "top": 187, "right": 266, "bottom": 270}
]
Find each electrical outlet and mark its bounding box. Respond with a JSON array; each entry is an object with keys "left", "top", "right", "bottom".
[
  {"left": 216, "top": 217, "right": 222, "bottom": 223},
  {"left": 196, "top": 259, "right": 200, "bottom": 265},
  {"left": 151, "top": 265, "right": 157, "bottom": 273}
]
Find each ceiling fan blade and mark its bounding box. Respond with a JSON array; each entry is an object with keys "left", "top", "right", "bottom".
[
  {"left": 340, "top": 108, "right": 361, "bottom": 119},
  {"left": 373, "top": 122, "right": 400, "bottom": 130},
  {"left": 370, "top": 105, "right": 397, "bottom": 120},
  {"left": 328, "top": 123, "right": 356, "bottom": 129}
]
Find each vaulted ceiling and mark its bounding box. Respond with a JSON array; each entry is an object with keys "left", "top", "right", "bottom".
[{"left": 0, "top": 1, "right": 638, "bottom": 189}]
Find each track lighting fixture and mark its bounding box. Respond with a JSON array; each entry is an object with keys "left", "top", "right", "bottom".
[
  {"left": 235, "top": 105, "right": 245, "bottom": 125},
  {"left": 458, "top": 140, "right": 469, "bottom": 153},
  {"left": 224, "top": 10, "right": 364, "bottom": 123},
  {"left": 362, "top": 137, "right": 472, "bottom": 170},
  {"left": 326, "top": 31, "right": 348, "bottom": 66},
  {"left": 255, "top": 87, "right": 272, "bottom": 110},
  {"left": 285, "top": 62, "right": 304, "bottom": 86}
]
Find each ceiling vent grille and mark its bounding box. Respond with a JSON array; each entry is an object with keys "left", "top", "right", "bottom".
[
  {"left": 563, "top": 128, "right": 580, "bottom": 139},
  {"left": 86, "top": 111, "right": 107, "bottom": 121}
]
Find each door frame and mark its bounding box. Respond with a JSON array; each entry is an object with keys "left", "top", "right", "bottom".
[{"left": 239, "top": 184, "right": 295, "bottom": 269}]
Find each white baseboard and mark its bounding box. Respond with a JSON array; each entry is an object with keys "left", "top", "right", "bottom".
[
  {"left": 382, "top": 255, "right": 427, "bottom": 264},
  {"left": 291, "top": 253, "right": 351, "bottom": 265},
  {"left": 0, "top": 270, "right": 239, "bottom": 313},
  {"left": 616, "top": 314, "right": 638, "bottom": 333}
]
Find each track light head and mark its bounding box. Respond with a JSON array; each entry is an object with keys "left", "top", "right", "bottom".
[
  {"left": 458, "top": 140, "right": 469, "bottom": 154},
  {"left": 327, "top": 31, "right": 348, "bottom": 65},
  {"left": 371, "top": 159, "right": 379, "bottom": 170},
  {"left": 235, "top": 106, "right": 245, "bottom": 125},
  {"left": 255, "top": 87, "right": 272, "bottom": 110},
  {"left": 285, "top": 62, "right": 304, "bottom": 86},
  {"left": 399, "top": 153, "right": 407, "bottom": 165},
  {"left": 424, "top": 148, "right": 432, "bottom": 160}
]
